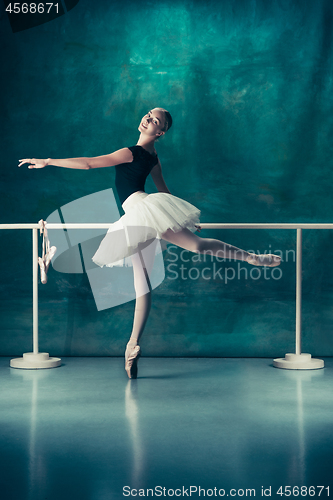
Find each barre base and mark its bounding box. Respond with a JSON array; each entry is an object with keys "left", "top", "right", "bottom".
[
  {"left": 273, "top": 353, "right": 324, "bottom": 370},
  {"left": 10, "top": 352, "right": 61, "bottom": 369}
]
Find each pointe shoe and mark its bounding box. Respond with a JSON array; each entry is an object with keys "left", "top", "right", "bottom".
[
  {"left": 38, "top": 256, "right": 47, "bottom": 284},
  {"left": 38, "top": 219, "right": 57, "bottom": 284},
  {"left": 247, "top": 253, "right": 281, "bottom": 267},
  {"left": 38, "top": 246, "right": 57, "bottom": 284},
  {"left": 125, "top": 345, "right": 141, "bottom": 379}
]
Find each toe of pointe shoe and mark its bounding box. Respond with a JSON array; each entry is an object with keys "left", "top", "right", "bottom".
[
  {"left": 247, "top": 253, "right": 281, "bottom": 267},
  {"left": 269, "top": 254, "right": 281, "bottom": 267},
  {"left": 125, "top": 345, "right": 141, "bottom": 379}
]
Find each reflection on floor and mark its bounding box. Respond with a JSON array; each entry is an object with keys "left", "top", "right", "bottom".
[{"left": 1, "top": 357, "right": 333, "bottom": 500}]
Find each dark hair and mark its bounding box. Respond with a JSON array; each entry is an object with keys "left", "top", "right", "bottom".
[
  {"left": 163, "top": 110, "right": 173, "bottom": 132},
  {"left": 157, "top": 108, "right": 172, "bottom": 132}
]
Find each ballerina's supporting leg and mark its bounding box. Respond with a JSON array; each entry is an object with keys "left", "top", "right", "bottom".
[
  {"left": 161, "top": 227, "right": 281, "bottom": 266},
  {"left": 125, "top": 239, "right": 157, "bottom": 379}
]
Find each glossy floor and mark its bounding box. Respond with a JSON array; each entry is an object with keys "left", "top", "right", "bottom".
[{"left": 1, "top": 357, "right": 333, "bottom": 500}]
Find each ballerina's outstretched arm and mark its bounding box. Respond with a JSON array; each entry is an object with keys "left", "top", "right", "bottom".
[{"left": 18, "top": 148, "right": 133, "bottom": 170}]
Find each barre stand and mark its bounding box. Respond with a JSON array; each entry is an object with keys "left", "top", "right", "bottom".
[
  {"left": 273, "top": 229, "right": 324, "bottom": 370},
  {"left": 3, "top": 222, "right": 327, "bottom": 370},
  {"left": 10, "top": 227, "right": 61, "bottom": 369}
]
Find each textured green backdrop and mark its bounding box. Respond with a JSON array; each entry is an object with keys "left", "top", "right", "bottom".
[{"left": 1, "top": 0, "right": 333, "bottom": 357}]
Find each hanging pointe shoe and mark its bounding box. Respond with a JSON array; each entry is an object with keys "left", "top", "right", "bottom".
[
  {"left": 125, "top": 345, "right": 141, "bottom": 379},
  {"left": 246, "top": 253, "right": 281, "bottom": 267},
  {"left": 38, "top": 256, "right": 47, "bottom": 284},
  {"left": 38, "top": 219, "right": 57, "bottom": 284}
]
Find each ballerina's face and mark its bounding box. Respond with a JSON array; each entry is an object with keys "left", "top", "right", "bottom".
[{"left": 138, "top": 108, "right": 166, "bottom": 138}]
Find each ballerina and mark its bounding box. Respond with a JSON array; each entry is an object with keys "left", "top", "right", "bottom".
[{"left": 18, "top": 107, "right": 280, "bottom": 379}]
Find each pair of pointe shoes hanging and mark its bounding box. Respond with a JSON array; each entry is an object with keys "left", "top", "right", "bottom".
[{"left": 38, "top": 219, "right": 57, "bottom": 284}]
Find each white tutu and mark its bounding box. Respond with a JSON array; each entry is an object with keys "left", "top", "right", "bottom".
[{"left": 92, "top": 191, "right": 201, "bottom": 268}]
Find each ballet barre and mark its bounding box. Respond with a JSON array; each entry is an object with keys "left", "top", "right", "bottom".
[{"left": 1, "top": 222, "right": 331, "bottom": 370}]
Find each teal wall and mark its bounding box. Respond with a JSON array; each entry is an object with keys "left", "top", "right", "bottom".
[{"left": 1, "top": 0, "right": 333, "bottom": 357}]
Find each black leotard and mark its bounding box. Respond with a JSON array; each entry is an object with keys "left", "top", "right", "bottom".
[{"left": 115, "top": 145, "right": 158, "bottom": 205}]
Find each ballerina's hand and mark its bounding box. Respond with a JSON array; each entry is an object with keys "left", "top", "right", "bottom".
[
  {"left": 18, "top": 158, "right": 48, "bottom": 169},
  {"left": 195, "top": 224, "right": 202, "bottom": 233}
]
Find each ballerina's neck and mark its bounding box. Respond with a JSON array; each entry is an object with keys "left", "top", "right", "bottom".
[{"left": 136, "top": 137, "right": 157, "bottom": 155}]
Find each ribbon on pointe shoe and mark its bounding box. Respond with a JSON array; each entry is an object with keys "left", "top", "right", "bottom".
[{"left": 38, "top": 219, "right": 57, "bottom": 284}]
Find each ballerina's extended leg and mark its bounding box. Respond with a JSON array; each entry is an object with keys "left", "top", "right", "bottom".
[{"left": 161, "top": 227, "right": 281, "bottom": 266}]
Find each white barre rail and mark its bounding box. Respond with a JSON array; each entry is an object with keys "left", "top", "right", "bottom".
[{"left": 1, "top": 222, "right": 328, "bottom": 370}]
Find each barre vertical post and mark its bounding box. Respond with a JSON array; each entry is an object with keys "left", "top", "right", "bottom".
[
  {"left": 273, "top": 227, "right": 324, "bottom": 369},
  {"left": 33, "top": 227, "right": 39, "bottom": 355},
  {"left": 295, "top": 228, "right": 302, "bottom": 356},
  {"left": 10, "top": 226, "right": 61, "bottom": 369}
]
